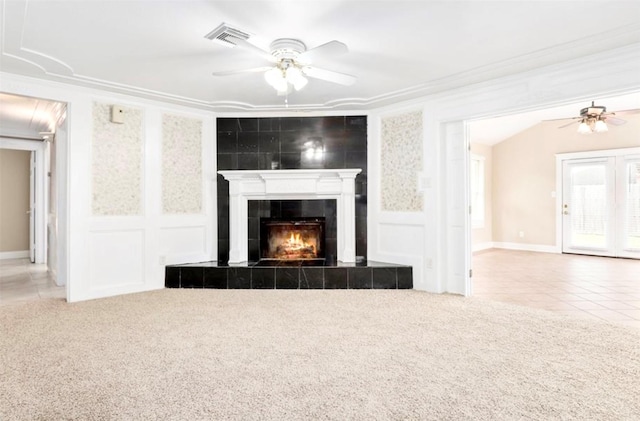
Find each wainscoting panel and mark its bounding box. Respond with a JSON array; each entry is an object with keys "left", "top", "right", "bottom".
[
  {"left": 89, "top": 229, "right": 145, "bottom": 290},
  {"left": 379, "top": 223, "right": 424, "bottom": 257},
  {"left": 159, "top": 225, "right": 207, "bottom": 264},
  {"left": 91, "top": 102, "right": 143, "bottom": 216},
  {"left": 380, "top": 110, "right": 423, "bottom": 212}
]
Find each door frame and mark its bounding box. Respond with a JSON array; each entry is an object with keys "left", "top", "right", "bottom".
[
  {"left": 555, "top": 146, "right": 640, "bottom": 255},
  {"left": 0, "top": 138, "right": 47, "bottom": 264}
]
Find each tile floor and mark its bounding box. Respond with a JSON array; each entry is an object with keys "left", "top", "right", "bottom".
[
  {"left": 0, "top": 258, "right": 65, "bottom": 306},
  {"left": 473, "top": 249, "right": 640, "bottom": 329}
]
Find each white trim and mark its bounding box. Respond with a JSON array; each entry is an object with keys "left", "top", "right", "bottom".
[
  {"left": 493, "top": 242, "right": 560, "bottom": 253},
  {"left": 555, "top": 147, "right": 640, "bottom": 161},
  {"left": 0, "top": 250, "right": 30, "bottom": 260}
]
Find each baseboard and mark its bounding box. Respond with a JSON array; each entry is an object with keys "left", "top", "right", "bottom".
[
  {"left": 492, "top": 242, "right": 560, "bottom": 254},
  {"left": 0, "top": 250, "right": 30, "bottom": 260},
  {"left": 472, "top": 242, "right": 494, "bottom": 252}
]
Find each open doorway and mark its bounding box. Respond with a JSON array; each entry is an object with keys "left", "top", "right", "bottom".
[
  {"left": 0, "top": 92, "right": 67, "bottom": 304},
  {"left": 0, "top": 148, "right": 31, "bottom": 260},
  {"left": 466, "top": 92, "right": 640, "bottom": 326}
]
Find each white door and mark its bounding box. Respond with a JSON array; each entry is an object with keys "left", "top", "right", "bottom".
[
  {"left": 562, "top": 155, "right": 640, "bottom": 259},
  {"left": 444, "top": 121, "right": 471, "bottom": 295},
  {"left": 29, "top": 151, "right": 36, "bottom": 263}
]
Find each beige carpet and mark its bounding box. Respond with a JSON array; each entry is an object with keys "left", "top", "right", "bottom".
[{"left": 1, "top": 290, "right": 639, "bottom": 420}]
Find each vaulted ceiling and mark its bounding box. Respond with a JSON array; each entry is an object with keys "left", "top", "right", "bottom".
[{"left": 1, "top": 0, "right": 639, "bottom": 112}]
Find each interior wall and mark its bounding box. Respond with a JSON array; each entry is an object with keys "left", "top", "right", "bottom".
[
  {"left": 367, "top": 107, "right": 426, "bottom": 290},
  {"left": 492, "top": 113, "right": 640, "bottom": 248},
  {"left": 470, "top": 142, "right": 493, "bottom": 249},
  {"left": 0, "top": 148, "right": 30, "bottom": 255}
]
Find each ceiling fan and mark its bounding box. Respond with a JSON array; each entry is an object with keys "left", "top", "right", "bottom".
[
  {"left": 553, "top": 101, "right": 637, "bottom": 134},
  {"left": 205, "top": 24, "right": 356, "bottom": 96}
]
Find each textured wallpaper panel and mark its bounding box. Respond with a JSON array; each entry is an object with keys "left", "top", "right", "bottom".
[
  {"left": 92, "top": 102, "right": 143, "bottom": 215},
  {"left": 380, "top": 111, "right": 424, "bottom": 212},
  {"left": 162, "top": 114, "right": 202, "bottom": 214}
]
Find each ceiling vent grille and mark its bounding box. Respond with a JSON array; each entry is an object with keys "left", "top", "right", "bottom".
[{"left": 204, "top": 23, "right": 250, "bottom": 47}]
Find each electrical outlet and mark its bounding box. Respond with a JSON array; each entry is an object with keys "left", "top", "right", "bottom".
[{"left": 518, "top": 231, "right": 524, "bottom": 238}]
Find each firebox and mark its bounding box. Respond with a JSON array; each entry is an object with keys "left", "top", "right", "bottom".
[{"left": 260, "top": 218, "right": 325, "bottom": 260}]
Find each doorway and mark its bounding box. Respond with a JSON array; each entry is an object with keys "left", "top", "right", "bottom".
[
  {"left": 560, "top": 149, "right": 640, "bottom": 259},
  {"left": 0, "top": 92, "right": 68, "bottom": 291},
  {"left": 467, "top": 93, "right": 640, "bottom": 299}
]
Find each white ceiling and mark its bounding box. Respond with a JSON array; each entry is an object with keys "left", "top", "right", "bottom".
[
  {"left": 1, "top": 0, "right": 639, "bottom": 113},
  {"left": 0, "top": 92, "right": 64, "bottom": 139}
]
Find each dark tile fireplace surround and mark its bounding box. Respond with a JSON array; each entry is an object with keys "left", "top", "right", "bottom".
[{"left": 165, "top": 116, "right": 413, "bottom": 290}]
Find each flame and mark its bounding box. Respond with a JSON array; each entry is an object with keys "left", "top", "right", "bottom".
[
  {"left": 287, "top": 232, "right": 304, "bottom": 248},
  {"left": 270, "top": 228, "right": 318, "bottom": 259}
]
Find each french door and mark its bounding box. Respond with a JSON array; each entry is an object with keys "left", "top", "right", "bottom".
[{"left": 562, "top": 154, "right": 640, "bottom": 258}]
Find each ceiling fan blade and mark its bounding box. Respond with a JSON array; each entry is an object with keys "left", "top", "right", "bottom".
[
  {"left": 212, "top": 66, "right": 272, "bottom": 77},
  {"left": 298, "top": 40, "right": 348, "bottom": 64},
  {"left": 229, "top": 37, "right": 276, "bottom": 63},
  {"left": 303, "top": 66, "right": 356, "bottom": 86},
  {"left": 558, "top": 120, "right": 580, "bottom": 129},
  {"left": 544, "top": 116, "right": 577, "bottom": 123},
  {"left": 605, "top": 116, "right": 627, "bottom": 126},
  {"left": 608, "top": 108, "right": 640, "bottom": 115}
]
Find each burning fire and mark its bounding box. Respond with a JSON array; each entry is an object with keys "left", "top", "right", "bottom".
[
  {"left": 287, "top": 232, "right": 306, "bottom": 249},
  {"left": 272, "top": 230, "right": 317, "bottom": 259}
]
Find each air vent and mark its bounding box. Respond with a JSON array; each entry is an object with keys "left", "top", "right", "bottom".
[{"left": 204, "top": 23, "right": 250, "bottom": 47}]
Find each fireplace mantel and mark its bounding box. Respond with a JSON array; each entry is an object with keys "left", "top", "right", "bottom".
[{"left": 218, "top": 169, "right": 362, "bottom": 264}]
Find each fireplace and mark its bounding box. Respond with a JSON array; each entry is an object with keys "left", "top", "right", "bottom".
[
  {"left": 218, "top": 169, "right": 361, "bottom": 264},
  {"left": 261, "top": 218, "right": 325, "bottom": 260}
]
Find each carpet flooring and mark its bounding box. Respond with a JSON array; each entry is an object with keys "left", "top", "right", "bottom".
[{"left": 1, "top": 289, "right": 639, "bottom": 420}]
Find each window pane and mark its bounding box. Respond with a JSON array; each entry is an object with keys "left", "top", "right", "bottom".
[
  {"left": 470, "top": 157, "right": 484, "bottom": 226},
  {"left": 569, "top": 165, "right": 606, "bottom": 248},
  {"left": 627, "top": 161, "right": 640, "bottom": 250}
]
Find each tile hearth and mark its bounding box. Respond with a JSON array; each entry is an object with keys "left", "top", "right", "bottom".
[{"left": 165, "top": 260, "right": 412, "bottom": 290}]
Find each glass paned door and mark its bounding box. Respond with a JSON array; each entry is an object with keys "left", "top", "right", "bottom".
[
  {"left": 562, "top": 154, "right": 640, "bottom": 259},
  {"left": 562, "top": 158, "right": 615, "bottom": 256},
  {"left": 618, "top": 158, "right": 640, "bottom": 258}
]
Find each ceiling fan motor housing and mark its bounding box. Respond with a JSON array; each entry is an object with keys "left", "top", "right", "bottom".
[
  {"left": 580, "top": 102, "right": 606, "bottom": 117},
  {"left": 270, "top": 38, "right": 307, "bottom": 60}
]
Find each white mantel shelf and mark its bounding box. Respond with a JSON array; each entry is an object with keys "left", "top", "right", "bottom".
[{"left": 218, "top": 169, "right": 362, "bottom": 264}]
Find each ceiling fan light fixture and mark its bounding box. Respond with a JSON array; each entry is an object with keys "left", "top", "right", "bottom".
[
  {"left": 264, "top": 67, "right": 289, "bottom": 92},
  {"left": 264, "top": 61, "right": 309, "bottom": 93},
  {"left": 594, "top": 118, "right": 608, "bottom": 133},
  {"left": 577, "top": 120, "right": 592, "bottom": 134},
  {"left": 286, "top": 67, "right": 308, "bottom": 91}
]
